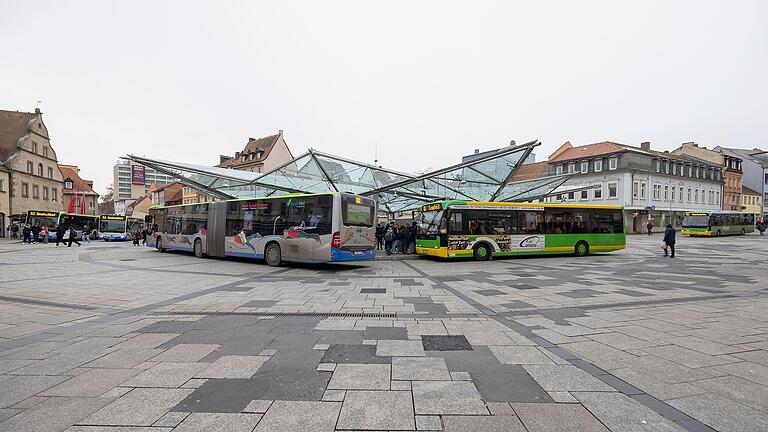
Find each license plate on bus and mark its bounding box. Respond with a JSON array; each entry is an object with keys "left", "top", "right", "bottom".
[{"left": 354, "top": 251, "right": 363, "bottom": 256}]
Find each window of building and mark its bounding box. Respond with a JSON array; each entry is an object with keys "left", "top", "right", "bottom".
[
  {"left": 0, "top": 179, "right": 4, "bottom": 192},
  {"left": 664, "top": 185, "right": 669, "bottom": 201},
  {"left": 696, "top": 167, "right": 701, "bottom": 178},
  {"left": 689, "top": 166, "right": 693, "bottom": 177},
  {"left": 594, "top": 185, "right": 602, "bottom": 199},
  {"left": 664, "top": 161, "right": 670, "bottom": 174},
  {"left": 37, "top": 163, "right": 43, "bottom": 176},
  {"left": 581, "top": 161, "right": 588, "bottom": 173},
  {"left": 672, "top": 164, "right": 677, "bottom": 175},
  {"left": 632, "top": 181, "right": 639, "bottom": 199},
  {"left": 32, "top": 185, "right": 39, "bottom": 198},
  {"left": 580, "top": 190, "right": 588, "bottom": 200},
  {"left": 655, "top": 160, "right": 660, "bottom": 172},
  {"left": 90, "top": 199, "right": 94, "bottom": 209},
  {"left": 64, "top": 180, "right": 73, "bottom": 189},
  {"left": 653, "top": 184, "right": 661, "bottom": 200},
  {"left": 22, "top": 183, "right": 29, "bottom": 197},
  {"left": 568, "top": 163, "right": 576, "bottom": 174},
  {"left": 567, "top": 191, "right": 575, "bottom": 200},
  {"left": 640, "top": 182, "right": 647, "bottom": 199},
  {"left": 43, "top": 147, "right": 48, "bottom": 157},
  {"left": 679, "top": 187, "right": 684, "bottom": 202},
  {"left": 48, "top": 167, "right": 53, "bottom": 178},
  {"left": 594, "top": 160, "right": 602, "bottom": 172},
  {"left": 609, "top": 157, "right": 617, "bottom": 170},
  {"left": 32, "top": 142, "right": 38, "bottom": 153},
  {"left": 27, "top": 161, "right": 33, "bottom": 173},
  {"left": 43, "top": 187, "right": 49, "bottom": 200},
  {"left": 556, "top": 165, "right": 563, "bottom": 175},
  {"left": 52, "top": 188, "right": 57, "bottom": 202},
  {"left": 671, "top": 187, "right": 675, "bottom": 202},
  {"left": 607, "top": 182, "right": 618, "bottom": 199},
  {"left": 694, "top": 188, "right": 699, "bottom": 203},
  {"left": 709, "top": 190, "right": 715, "bottom": 205}
]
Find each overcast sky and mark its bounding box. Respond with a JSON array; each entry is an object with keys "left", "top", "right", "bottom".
[{"left": 2, "top": 1, "right": 766, "bottom": 195}]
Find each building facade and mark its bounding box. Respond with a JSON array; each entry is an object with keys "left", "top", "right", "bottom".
[
  {"left": 546, "top": 141, "right": 724, "bottom": 233},
  {"left": 217, "top": 130, "right": 293, "bottom": 173},
  {"left": 716, "top": 148, "right": 768, "bottom": 218},
  {"left": 58, "top": 164, "right": 99, "bottom": 215},
  {"left": 672, "top": 142, "right": 743, "bottom": 210},
  {"left": 113, "top": 161, "right": 175, "bottom": 214},
  {"left": 182, "top": 186, "right": 209, "bottom": 204},
  {"left": 742, "top": 186, "right": 762, "bottom": 217},
  {"left": 0, "top": 109, "right": 66, "bottom": 221},
  {"left": 152, "top": 182, "right": 183, "bottom": 207}
]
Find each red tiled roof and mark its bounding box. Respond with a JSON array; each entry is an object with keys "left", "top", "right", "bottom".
[
  {"left": 0, "top": 110, "right": 35, "bottom": 161},
  {"left": 158, "top": 182, "right": 183, "bottom": 203},
  {"left": 549, "top": 141, "right": 628, "bottom": 162},
  {"left": 217, "top": 132, "right": 282, "bottom": 168},
  {"left": 59, "top": 164, "right": 99, "bottom": 196},
  {"left": 510, "top": 161, "right": 548, "bottom": 181}
]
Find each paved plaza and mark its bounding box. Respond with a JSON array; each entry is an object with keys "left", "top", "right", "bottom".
[{"left": 0, "top": 235, "right": 767, "bottom": 431}]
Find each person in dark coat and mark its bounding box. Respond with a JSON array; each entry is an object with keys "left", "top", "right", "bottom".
[
  {"left": 55, "top": 224, "right": 66, "bottom": 246},
  {"left": 22, "top": 224, "right": 32, "bottom": 244},
  {"left": 663, "top": 223, "right": 676, "bottom": 258},
  {"left": 67, "top": 225, "right": 81, "bottom": 247}
]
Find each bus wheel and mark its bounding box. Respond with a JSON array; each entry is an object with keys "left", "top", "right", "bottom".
[
  {"left": 473, "top": 243, "right": 491, "bottom": 261},
  {"left": 194, "top": 239, "right": 204, "bottom": 258},
  {"left": 575, "top": 241, "right": 590, "bottom": 257},
  {"left": 265, "top": 243, "right": 282, "bottom": 267},
  {"left": 156, "top": 238, "right": 166, "bottom": 253}
]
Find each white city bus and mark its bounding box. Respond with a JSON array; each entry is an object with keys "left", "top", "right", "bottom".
[{"left": 146, "top": 192, "right": 377, "bottom": 266}]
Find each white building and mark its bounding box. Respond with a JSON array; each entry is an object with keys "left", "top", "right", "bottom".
[
  {"left": 545, "top": 141, "right": 724, "bottom": 233},
  {"left": 113, "top": 161, "right": 175, "bottom": 214}
]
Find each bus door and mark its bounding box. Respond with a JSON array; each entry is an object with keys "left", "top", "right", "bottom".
[{"left": 206, "top": 201, "right": 227, "bottom": 257}]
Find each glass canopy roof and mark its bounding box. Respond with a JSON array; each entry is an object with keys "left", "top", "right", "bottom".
[{"left": 124, "top": 140, "right": 573, "bottom": 212}]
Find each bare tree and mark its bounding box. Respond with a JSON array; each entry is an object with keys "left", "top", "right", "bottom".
[{"left": 98, "top": 183, "right": 115, "bottom": 214}]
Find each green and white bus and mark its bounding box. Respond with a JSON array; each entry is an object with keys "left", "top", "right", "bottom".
[
  {"left": 415, "top": 201, "right": 625, "bottom": 260},
  {"left": 681, "top": 211, "right": 755, "bottom": 237}
]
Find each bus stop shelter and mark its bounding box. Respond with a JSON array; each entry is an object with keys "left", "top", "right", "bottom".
[{"left": 123, "top": 140, "right": 578, "bottom": 214}]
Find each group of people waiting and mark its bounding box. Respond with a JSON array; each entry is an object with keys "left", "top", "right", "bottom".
[
  {"left": 10, "top": 223, "right": 93, "bottom": 247},
  {"left": 376, "top": 221, "right": 418, "bottom": 255}
]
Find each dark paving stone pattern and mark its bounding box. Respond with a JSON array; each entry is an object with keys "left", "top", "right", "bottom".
[
  {"left": 421, "top": 335, "right": 473, "bottom": 351},
  {"left": 321, "top": 344, "right": 392, "bottom": 364},
  {"left": 360, "top": 288, "right": 386, "bottom": 294}
]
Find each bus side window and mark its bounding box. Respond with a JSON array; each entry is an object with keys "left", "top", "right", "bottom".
[
  {"left": 448, "top": 211, "right": 463, "bottom": 234},
  {"left": 544, "top": 210, "right": 571, "bottom": 234}
]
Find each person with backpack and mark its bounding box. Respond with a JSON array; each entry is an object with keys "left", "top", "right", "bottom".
[
  {"left": 67, "top": 225, "right": 81, "bottom": 247},
  {"left": 384, "top": 227, "right": 395, "bottom": 255},
  {"left": 662, "top": 223, "right": 676, "bottom": 258}
]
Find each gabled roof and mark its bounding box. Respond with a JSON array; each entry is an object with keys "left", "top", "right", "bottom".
[
  {"left": 549, "top": 141, "right": 628, "bottom": 162},
  {"left": 743, "top": 186, "right": 761, "bottom": 196},
  {"left": 510, "top": 161, "right": 548, "bottom": 181},
  {"left": 155, "top": 182, "right": 183, "bottom": 202},
  {"left": 0, "top": 110, "right": 35, "bottom": 161},
  {"left": 217, "top": 131, "right": 284, "bottom": 168},
  {"left": 59, "top": 164, "right": 99, "bottom": 196},
  {"left": 127, "top": 194, "right": 148, "bottom": 210}
]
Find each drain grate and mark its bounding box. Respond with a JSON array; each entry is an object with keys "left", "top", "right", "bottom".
[{"left": 152, "top": 310, "right": 398, "bottom": 318}]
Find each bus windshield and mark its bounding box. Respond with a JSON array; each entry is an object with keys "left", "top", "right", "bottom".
[
  {"left": 418, "top": 210, "right": 444, "bottom": 236},
  {"left": 100, "top": 219, "right": 126, "bottom": 233},
  {"left": 682, "top": 215, "right": 710, "bottom": 227},
  {"left": 341, "top": 195, "right": 375, "bottom": 227},
  {"left": 26, "top": 212, "right": 59, "bottom": 230}
]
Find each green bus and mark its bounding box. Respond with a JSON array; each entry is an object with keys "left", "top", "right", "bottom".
[
  {"left": 415, "top": 200, "right": 625, "bottom": 260},
  {"left": 681, "top": 211, "right": 755, "bottom": 237}
]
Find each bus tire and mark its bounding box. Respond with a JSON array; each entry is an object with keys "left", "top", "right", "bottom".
[
  {"left": 194, "top": 239, "right": 204, "bottom": 258},
  {"left": 156, "top": 237, "right": 166, "bottom": 253},
  {"left": 473, "top": 243, "right": 491, "bottom": 261},
  {"left": 575, "top": 241, "right": 590, "bottom": 257},
  {"left": 265, "top": 243, "right": 282, "bottom": 267}
]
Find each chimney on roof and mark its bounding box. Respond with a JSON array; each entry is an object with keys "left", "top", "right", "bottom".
[
  {"left": 640, "top": 142, "right": 651, "bottom": 151},
  {"left": 248, "top": 138, "right": 256, "bottom": 142},
  {"left": 219, "top": 155, "right": 233, "bottom": 164},
  {"left": 682, "top": 141, "right": 697, "bottom": 148},
  {"left": 474, "top": 149, "right": 479, "bottom": 154},
  {"left": 279, "top": 129, "right": 283, "bottom": 134},
  {"left": 510, "top": 140, "right": 516, "bottom": 147}
]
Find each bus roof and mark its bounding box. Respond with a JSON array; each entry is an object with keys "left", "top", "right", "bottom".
[
  {"left": 150, "top": 192, "right": 343, "bottom": 210},
  {"left": 421, "top": 200, "right": 623, "bottom": 210},
  {"left": 684, "top": 210, "right": 752, "bottom": 215}
]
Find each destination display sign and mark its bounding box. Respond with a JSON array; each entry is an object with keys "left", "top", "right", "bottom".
[
  {"left": 29, "top": 211, "right": 58, "bottom": 217},
  {"left": 101, "top": 215, "right": 126, "bottom": 220},
  {"left": 131, "top": 165, "right": 145, "bottom": 185},
  {"left": 421, "top": 203, "right": 442, "bottom": 212},
  {"left": 451, "top": 205, "right": 545, "bottom": 211}
]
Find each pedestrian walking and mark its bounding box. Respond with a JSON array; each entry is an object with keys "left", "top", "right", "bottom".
[
  {"left": 40, "top": 226, "right": 49, "bottom": 244},
  {"left": 82, "top": 224, "right": 92, "bottom": 245},
  {"left": 646, "top": 221, "right": 653, "bottom": 236},
  {"left": 67, "top": 225, "right": 81, "bottom": 247},
  {"left": 410, "top": 221, "right": 419, "bottom": 254},
  {"left": 133, "top": 229, "right": 142, "bottom": 246},
  {"left": 375, "top": 224, "right": 384, "bottom": 250},
  {"left": 22, "top": 224, "right": 32, "bottom": 244},
  {"left": 758, "top": 221, "right": 766, "bottom": 236},
  {"left": 662, "top": 223, "right": 676, "bottom": 258},
  {"left": 10, "top": 223, "right": 19, "bottom": 239},
  {"left": 55, "top": 224, "right": 65, "bottom": 246},
  {"left": 141, "top": 228, "right": 148, "bottom": 245},
  {"left": 384, "top": 227, "right": 395, "bottom": 255},
  {"left": 31, "top": 224, "right": 40, "bottom": 243}
]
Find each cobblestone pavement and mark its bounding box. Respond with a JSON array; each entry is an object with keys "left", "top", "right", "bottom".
[{"left": 1, "top": 234, "right": 767, "bottom": 431}]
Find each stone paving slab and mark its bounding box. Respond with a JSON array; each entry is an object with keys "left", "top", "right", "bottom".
[
  {"left": 196, "top": 355, "right": 269, "bottom": 379},
  {"left": 412, "top": 380, "right": 488, "bottom": 415},
  {"left": 327, "top": 363, "right": 391, "bottom": 390},
  {"left": 336, "top": 390, "right": 415, "bottom": 430},
  {"left": 253, "top": 400, "right": 341, "bottom": 432},
  {"left": 122, "top": 362, "right": 209, "bottom": 388},
  {"left": 80, "top": 388, "right": 193, "bottom": 426},
  {"left": 512, "top": 403, "right": 610, "bottom": 432},
  {"left": 442, "top": 415, "right": 528, "bottom": 432},
  {"left": 40, "top": 367, "right": 140, "bottom": 397},
  {"left": 173, "top": 412, "right": 262, "bottom": 432},
  {"left": 392, "top": 356, "right": 451, "bottom": 381}
]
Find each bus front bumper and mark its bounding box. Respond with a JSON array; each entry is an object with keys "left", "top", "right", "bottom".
[
  {"left": 98, "top": 234, "right": 129, "bottom": 241},
  {"left": 680, "top": 230, "right": 711, "bottom": 236},
  {"left": 331, "top": 248, "right": 376, "bottom": 262},
  {"left": 416, "top": 246, "right": 448, "bottom": 258}
]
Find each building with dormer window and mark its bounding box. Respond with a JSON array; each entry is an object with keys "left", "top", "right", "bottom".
[
  {"left": 216, "top": 130, "right": 293, "bottom": 173},
  {"left": 58, "top": 164, "right": 99, "bottom": 215}
]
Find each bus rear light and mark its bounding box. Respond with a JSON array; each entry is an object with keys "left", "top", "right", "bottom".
[{"left": 332, "top": 231, "right": 341, "bottom": 248}]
